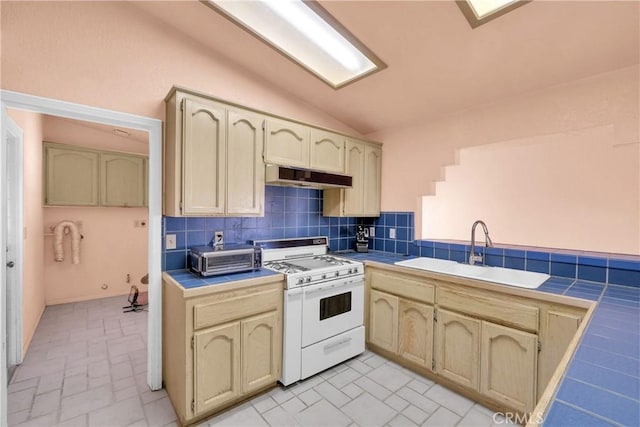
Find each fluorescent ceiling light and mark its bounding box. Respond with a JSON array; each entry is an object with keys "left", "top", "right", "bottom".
[
  {"left": 204, "top": 0, "right": 386, "bottom": 89},
  {"left": 467, "top": 0, "right": 519, "bottom": 19},
  {"left": 457, "top": 0, "right": 530, "bottom": 28}
]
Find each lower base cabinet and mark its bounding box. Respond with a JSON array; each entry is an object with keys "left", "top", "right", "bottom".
[
  {"left": 480, "top": 321, "right": 537, "bottom": 413},
  {"left": 369, "top": 289, "right": 435, "bottom": 370},
  {"left": 194, "top": 323, "right": 241, "bottom": 414},
  {"left": 398, "top": 299, "right": 434, "bottom": 369},
  {"left": 365, "top": 265, "right": 587, "bottom": 417},
  {"left": 163, "top": 276, "right": 283, "bottom": 426},
  {"left": 434, "top": 309, "right": 537, "bottom": 412},
  {"left": 435, "top": 309, "right": 481, "bottom": 391}
]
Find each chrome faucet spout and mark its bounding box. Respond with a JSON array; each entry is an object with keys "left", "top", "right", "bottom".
[{"left": 469, "top": 220, "right": 493, "bottom": 265}]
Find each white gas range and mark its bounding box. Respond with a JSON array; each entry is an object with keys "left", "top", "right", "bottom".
[{"left": 250, "top": 237, "right": 365, "bottom": 386}]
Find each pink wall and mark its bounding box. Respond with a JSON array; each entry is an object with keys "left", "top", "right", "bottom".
[
  {"left": 42, "top": 116, "right": 149, "bottom": 305},
  {"left": 43, "top": 208, "right": 149, "bottom": 305},
  {"left": 0, "top": 1, "right": 360, "bottom": 136},
  {"left": 369, "top": 65, "right": 640, "bottom": 254},
  {"left": 8, "top": 110, "right": 45, "bottom": 356}
]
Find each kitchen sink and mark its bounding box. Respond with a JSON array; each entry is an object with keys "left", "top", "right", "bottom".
[{"left": 394, "top": 257, "right": 550, "bottom": 289}]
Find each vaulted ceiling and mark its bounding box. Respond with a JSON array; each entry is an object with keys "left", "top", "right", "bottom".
[{"left": 132, "top": 1, "right": 639, "bottom": 136}]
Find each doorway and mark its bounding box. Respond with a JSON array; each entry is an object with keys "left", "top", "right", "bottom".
[{"left": 0, "top": 90, "right": 163, "bottom": 426}]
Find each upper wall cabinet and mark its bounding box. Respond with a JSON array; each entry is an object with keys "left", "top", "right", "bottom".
[
  {"left": 44, "top": 143, "right": 147, "bottom": 207},
  {"left": 323, "top": 139, "right": 382, "bottom": 217},
  {"left": 309, "top": 129, "right": 345, "bottom": 173},
  {"left": 164, "top": 89, "right": 265, "bottom": 217},
  {"left": 100, "top": 153, "right": 147, "bottom": 207},
  {"left": 264, "top": 118, "right": 309, "bottom": 169},
  {"left": 45, "top": 145, "right": 99, "bottom": 206},
  {"left": 264, "top": 120, "right": 346, "bottom": 174}
]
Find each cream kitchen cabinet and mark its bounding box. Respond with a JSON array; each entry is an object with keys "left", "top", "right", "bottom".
[
  {"left": 365, "top": 263, "right": 590, "bottom": 417},
  {"left": 44, "top": 142, "right": 147, "bottom": 207},
  {"left": 367, "top": 268, "right": 435, "bottom": 370},
  {"left": 323, "top": 139, "right": 382, "bottom": 217},
  {"left": 310, "top": 128, "right": 345, "bottom": 173},
  {"left": 264, "top": 119, "right": 346, "bottom": 174},
  {"left": 264, "top": 118, "right": 309, "bottom": 168},
  {"left": 100, "top": 153, "right": 147, "bottom": 207},
  {"left": 398, "top": 299, "right": 434, "bottom": 369},
  {"left": 164, "top": 89, "right": 265, "bottom": 216},
  {"left": 480, "top": 321, "right": 538, "bottom": 413},
  {"left": 193, "top": 322, "right": 241, "bottom": 413},
  {"left": 45, "top": 144, "right": 99, "bottom": 206},
  {"left": 162, "top": 275, "right": 283, "bottom": 426},
  {"left": 369, "top": 290, "right": 399, "bottom": 352},
  {"left": 434, "top": 309, "right": 481, "bottom": 390}
]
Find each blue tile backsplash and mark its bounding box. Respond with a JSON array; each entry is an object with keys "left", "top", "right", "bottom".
[{"left": 161, "top": 195, "right": 418, "bottom": 271}]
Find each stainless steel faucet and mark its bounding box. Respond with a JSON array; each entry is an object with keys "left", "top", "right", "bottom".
[{"left": 469, "top": 220, "right": 493, "bottom": 265}]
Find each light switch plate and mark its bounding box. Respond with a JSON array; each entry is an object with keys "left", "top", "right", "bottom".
[
  {"left": 165, "top": 234, "right": 177, "bottom": 250},
  {"left": 389, "top": 228, "right": 396, "bottom": 239},
  {"left": 369, "top": 227, "right": 375, "bottom": 237}
]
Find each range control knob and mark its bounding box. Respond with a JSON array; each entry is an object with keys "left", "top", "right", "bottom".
[
  {"left": 297, "top": 278, "right": 304, "bottom": 285},
  {"left": 335, "top": 271, "right": 340, "bottom": 277},
  {"left": 305, "top": 276, "right": 312, "bottom": 283},
  {"left": 352, "top": 267, "right": 358, "bottom": 274},
  {"left": 322, "top": 274, "right": 327, "bottom": 279}
]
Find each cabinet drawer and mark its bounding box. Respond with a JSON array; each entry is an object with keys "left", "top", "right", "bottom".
[
  {"left": 437, "top": 287, "right": 539, "bottom": 333},
  {"left": 370, "top": 270, "right": 434, "bottom": 303},
  {"left": 194, "top": 288, "right": 280, "bottom": 330}
]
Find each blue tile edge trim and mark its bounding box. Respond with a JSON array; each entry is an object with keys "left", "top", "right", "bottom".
[{"left": 410, "top": 239, "right": 640, "bottom": 287}]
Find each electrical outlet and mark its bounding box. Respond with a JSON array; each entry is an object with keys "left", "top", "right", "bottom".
[
  {"left": 165, "top": 234, "right": 177, "bottom": 250},
  {"left": 134, "top": 219, "right": 148, "bottom": 228},
  {"left": 369, "top": 227, "right": 375, "bottom": 237},
  {"left": 214, "top": 231, "right": 224, "bottom": 245},
  {"left": 389, "top": 228, "right": 396, "bottom": 239}
]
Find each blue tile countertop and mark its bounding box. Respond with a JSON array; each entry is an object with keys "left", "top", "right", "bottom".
[
  {"left": 337, "top": 251, "right": 640, "bottom": 426},
  {"left": 166, "top": 268, "right": 281, "bottom": 289}
]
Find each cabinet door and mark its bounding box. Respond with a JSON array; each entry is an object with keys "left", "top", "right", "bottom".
[
  {"left": 264, "top": 118, "right": 309, "bottom": 168},
  {"left": 45, "top": 146, "right": 99, "bottom": 206},
  {"left": 227, "top": 109, "right": 265, "bottom": 216},
  {"left": 398, "top": 299, "right": 434, "bottom": 369},
  {"left": 481, "top": 322, "right": 538, "bottom": 413},
  {"left": 538, "top": 310, "right": 581, "bottom": 400},
  {"left": 369, "top": 290, "right": 399, "bottom": 353},
  {"left": 100, "top": 153, "right": 146, "bottom": 207},
  {"left": 193, "top": 322, "right": 241, "bottom": 415},
  {"left": 435, "top": 309, "right": 481, "bottom": 391},
  {"left": 182, "top": 98, "right": 226, "bottom": 215},
  {"left": 310, "top": 129, "right": 345, "bottom": 173},
  {"left": 363, "top": 144, "right": 382, "bottom": 216},
  {"left": 343, "top": 140, "right": 365, "bottom": 216},
  {"left": 242, "top": 311, "right": 281, "bottom": 393}
]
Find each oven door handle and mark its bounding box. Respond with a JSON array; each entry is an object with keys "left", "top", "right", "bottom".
[
  {"left": 325, "top": 336, "right": 353, "bottom": 351},
  {"left": 303, "top": 278, "right": 363, "bottom": 295}
]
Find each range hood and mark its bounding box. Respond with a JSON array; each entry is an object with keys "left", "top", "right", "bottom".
[{"left": 265, "top": 164, "right": 352, "bottom": 189}]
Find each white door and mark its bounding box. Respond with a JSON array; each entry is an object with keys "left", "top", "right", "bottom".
[{"left": 1, "top": 110, "right": 24, "bottom": 425}]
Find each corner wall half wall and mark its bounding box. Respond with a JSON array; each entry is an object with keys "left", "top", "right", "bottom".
[
  {"left": 422, "top": 124, "right": 638, "bottom": 254},
  {"left": 370, "top": 65, "right": 640, "bottom": 255}
]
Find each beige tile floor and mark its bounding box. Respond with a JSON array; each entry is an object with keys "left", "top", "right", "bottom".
[{"left": 7, "top": 296, "right": 511, "bottom": 427}]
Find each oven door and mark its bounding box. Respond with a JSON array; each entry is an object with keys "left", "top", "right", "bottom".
[{"left": 301, "top": 276, "right": 364, "bottom": 347}]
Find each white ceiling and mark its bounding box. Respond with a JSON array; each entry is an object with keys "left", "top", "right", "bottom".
[{"left": 131, "top": 1, "right": 639, "bottom": 136}]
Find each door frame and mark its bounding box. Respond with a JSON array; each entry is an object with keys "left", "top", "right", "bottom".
[{"left": 0, "top": 90, "right": 163, "bottom": 424}]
